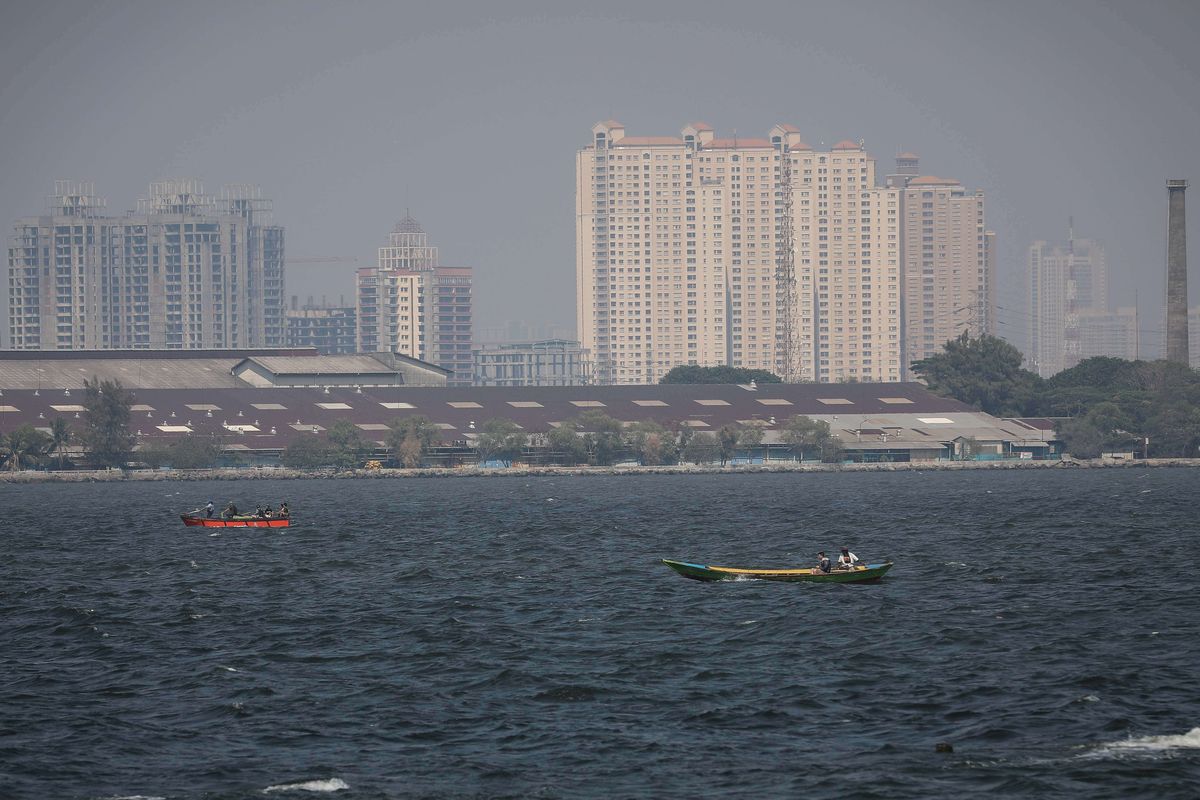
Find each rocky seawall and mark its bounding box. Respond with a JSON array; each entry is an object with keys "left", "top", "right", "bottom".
[{"left": 2, "top": 457, "right": 1198, "bottom": 483}]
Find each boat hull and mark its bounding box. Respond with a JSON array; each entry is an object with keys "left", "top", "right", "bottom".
[
  {"left": 181, "top": 514, "right": 289, "bottom": 528},
  {"left": 662, "top": 559, "right": 892, "bottom": 583}
]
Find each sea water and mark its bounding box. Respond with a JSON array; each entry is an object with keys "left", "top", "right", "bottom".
[{"left": 1, "top": 469, "right": 1198, "bottom": 799}]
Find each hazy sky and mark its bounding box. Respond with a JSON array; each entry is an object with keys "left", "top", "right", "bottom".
[{"left": 2, "top": 0, "right": 1198, "bottom": 351}]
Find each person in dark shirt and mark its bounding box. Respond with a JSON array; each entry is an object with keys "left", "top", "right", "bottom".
[
  {"left": 813, "top": 551, "right": 832, "bottom": 574},
  {"left": 278, "top": 502, "right": 289, "bottom": 519},
  {"left": 222, "top": 501, "right": 238, "bottom": 519}
]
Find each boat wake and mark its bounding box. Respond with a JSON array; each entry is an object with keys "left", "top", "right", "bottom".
[
  {"left": 262, "top": 777, "right": 349, "bottom": 793},
  {"left": 1086, "top": 727, "right": 1200, "bottom": 758}
]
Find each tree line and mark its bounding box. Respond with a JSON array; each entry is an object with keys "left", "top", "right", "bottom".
[
  {"left": 1, "top": 377, "right": 843, "bottom": 471},
  {"left": 913, "top": 332, "right": 1200, "bottom": 458}
]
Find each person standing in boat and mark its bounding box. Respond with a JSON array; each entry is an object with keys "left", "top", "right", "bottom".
[
  {"left": 204, "top": 500, "right": 215, "bottom": 519},
  {"left": 837, "top": 547, "right": 860, "bottom": 570},
  {"left": 813, "top": 552, "right": 832, "bottom": 574}
]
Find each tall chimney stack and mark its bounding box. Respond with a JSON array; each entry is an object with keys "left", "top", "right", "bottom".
[{"left": 1166, "top": 179, "right": 1189, "bottom": 365}]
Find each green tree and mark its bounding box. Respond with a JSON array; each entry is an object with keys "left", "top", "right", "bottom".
[
  {"left": 579, "top": 411, "right": 625, "bottom": 466},
  {"left": 780, "top": 415, "right": 835, "bottom": 463},
  {"left": 1144, "top": 402, "right": 1200, "bottom": 458},
  {"left": 625, "top": 420, "right": 677, "bottom": 466},
  {"left": 911, "top": 332, "right": 1041, "bottom": 417},
  {"left": 327, "top": 419, "right": 369, "bottom": 468},
  {"left": 386, "top": 415, "right": 439, "bottom": 468},
  {"left": 81, "top": 377, "right": 136, "bottom": 468},
  {"left": 475, "top": 418, "right": 528, "bottom": 466},
  {"left": 546, "top": 421, "right": 588, "bottom": 466},
  {"left": 1, "top": 424, "right": 51, "bottom": 471},
  {"left": 738, "top": 425, "right": 764, "bottom": 460},
  {"left": 717, "top": 424, "right": 741, "bottom": 466},
  {"left": 660, "top": 365, "right": 783, "bottom": 384},
  {"left": 281, "top": 435, "right": 337, "bottom": 469},
  {"left": 48, "top": 417, "right": 73, "bottom": 470},
  {"left": 168, "top": 433, "right": 224, "bottom": 469},
  {"left": 681, "top": 431, "right": 719, "bottom": 465}
]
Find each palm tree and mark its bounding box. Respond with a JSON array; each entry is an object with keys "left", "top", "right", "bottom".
[
  {"left": 49, "top": 417, "right": 72, "bottom": 470},
  {"left": 1, "top": 425, "right": 51, "bottom": 472}
]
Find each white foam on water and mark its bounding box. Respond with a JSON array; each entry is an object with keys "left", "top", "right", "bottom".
[
  {"left": 218, "top": 665, "right": 239, "bottom": 672},
  {"left": 1092, "top": 727, "right": 1200, "bottom": 757},
  {"left": 101, "top": 795, "right": 166, "bottom": 800},
  {"left": 262, "top": 778, "right": 350, "bottom": 794}
]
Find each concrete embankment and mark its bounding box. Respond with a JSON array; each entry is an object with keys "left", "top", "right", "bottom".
[{"left": 2, "top": 458, "right": 1197, "bottom": 483}]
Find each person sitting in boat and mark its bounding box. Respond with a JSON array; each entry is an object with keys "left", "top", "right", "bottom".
[
  {"left": 836, "top": 547, "right": 860, "bottom": 570},
  {"left": 278, "top": 502, "right": 289, "bottom": 519},
  {"left": 222, "top": 501, "right": 238, "bottom": 519},
  {"left": 812, "top": 552, "right": 832, "bottom": 574},
  {"left": 262, "top": 505, "right": 274, "bottom": 519}
]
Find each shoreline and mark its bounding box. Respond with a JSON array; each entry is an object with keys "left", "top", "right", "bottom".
[{"left": 2, "top": 457, "right": 1198, "bottom": 483}]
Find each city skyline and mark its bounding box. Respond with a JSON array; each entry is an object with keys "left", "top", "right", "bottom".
[{"left": 1, "top": 2, "right": 1197, "bottom": 357}]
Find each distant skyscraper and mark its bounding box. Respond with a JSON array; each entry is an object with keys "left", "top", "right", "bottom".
[
  {"left": 7, "top": 180, "right": 284, "bottom": 350},
  {"left": 285, "top": 305, "right": 357, "bottom": 355},
  {"left": 896, "top": 176, "right": 991, "bottom": 372},
  {"left": 1026, "top": 231, "right": 1108, "bottom": 377},
  {"left": 1078, "top": 307, "right": 1138, "bottom": 361},
  {"left": 474, "top": 339, "right": 590, "bottom": 387},
  {"left": 576, "top": 121, "right": 904, "bottom": 385},
  {"left": 355, "top": 215, "right": 473, "bottom": 385}
]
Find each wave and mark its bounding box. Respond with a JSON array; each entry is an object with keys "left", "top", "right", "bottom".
[
  {"left": 1091, "top": 727, "right": 1200, "bottom": 756},
  {"left": 262, "top": 777, "right": 350, "bottom": 793}
]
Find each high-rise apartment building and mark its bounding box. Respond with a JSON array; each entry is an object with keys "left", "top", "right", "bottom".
[
  {"left": 7, "top": 180, "right": 284, "bottom": 350},
  {"left": 474, "top": 339, "right": 590, "bottom": 387},
  {"left": 284, "top": 305, "right": 357, "bottom": 355},
  {"left": 355, "top": 215, "right": 473, "bottom": 385},
  {"left": 576, "top": 121, "right": 906, "bottom": 385},
  {"left": 893, "top": 172, "right": 992, "bottom": 372},
  {"left": 1027, "top": 232, "right": 1108, "bottom": 377},
  {"left": 1076, "top": 307, "right": 1138, "bottom": 361}
]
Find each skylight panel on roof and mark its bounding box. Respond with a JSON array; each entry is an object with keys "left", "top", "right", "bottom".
[
  {"left": 379, "top": 402, "right": 415, "bottom": 409},
  {"left": 356, "top": 423, "right": 390, "bottom": 431},
  {"left": 223, "top": 424, "right": 260, "bottom": 433},
  {"left": 694, "top": 399, "right": 731, "bottom": 406},
  {"left": 631, "top": 400, "right": 669, "bottom": 407},
  {"left": 680, "top": 420, "right": 710, "bottom": 427},
  {"left": 0, "top": 406, "right": 19, "bottom": 412},
  {"left": 51, "top": 405, "right": 86, "bottom": 412},
  {"left": 879, "top": 397, "right": 914, "bottom": 404},
  {"left": 252, "top": 403, "right": 288, "bottom": 410},
  {"left": 131, "top": 404, "right": 155, "bottom": 412},
  {"left": 290, "top": 423, "right": 325, "bottom": 432},
  {"left": 434, "top": 423, "right": 457, "bottom": 430},
  {"left": 755, "top": 399, "right": 793, "bottom": 406},
  {"left": 316, "top": 402, "right": 352, "bottom": 410},
  {"left": 917, "top": 417, "right": 954, "bottom": 424},
  {"left": 156, "top": 425, "right": 193, "bottom": 433},
  {"left": 570, "top": 401, "right": 606, "bottom": 407},
  {"left": 507, "top": 401, "right": 544, "bottom": 408},
  {"left": 447, "top": 402, "right": 482, "bottom": 409},
  {"left": 186, "top": 404, "right": 221, "bottom": 411},
  {"left": 817, "top": 398, "right": 854, "bottom": 405}
]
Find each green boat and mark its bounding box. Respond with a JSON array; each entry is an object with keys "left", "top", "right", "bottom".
[{"left": 661, "top": 559, "right": 893, "bottom": 583}]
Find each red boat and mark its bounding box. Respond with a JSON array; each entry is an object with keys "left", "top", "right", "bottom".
[{"left": 181, "top": 514, "right": 289, "bottom": 528}]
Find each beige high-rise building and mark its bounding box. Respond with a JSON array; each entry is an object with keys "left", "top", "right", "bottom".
[
  {"left": 1078, "top": 307, "right": 1138, "bottom": 361},
  {"left": 576, "top": 121, "right": 903, "bottom": 385},
  {"left": 897, "top": 175, "right": 990, "bottom": 372},
  {"left": 355, "top": 215, "right": 473, "bottom": 385}
]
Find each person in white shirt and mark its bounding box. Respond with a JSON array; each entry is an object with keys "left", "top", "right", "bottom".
[{"left": 837, "top": 547, "right": 860, "bottom": 570}]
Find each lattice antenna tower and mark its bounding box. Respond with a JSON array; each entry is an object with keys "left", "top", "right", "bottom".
[{"left": 775, "top": 141, "right": 797, "bottom": 381}]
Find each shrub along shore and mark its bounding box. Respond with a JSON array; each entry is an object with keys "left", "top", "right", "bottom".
[{"left": 2, "top": 457, "right": 1198, "bottom": 483}]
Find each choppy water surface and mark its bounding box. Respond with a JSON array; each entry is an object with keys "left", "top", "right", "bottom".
[{"left": 2, "top": 470, "right": 1199, "bottom": 799}]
